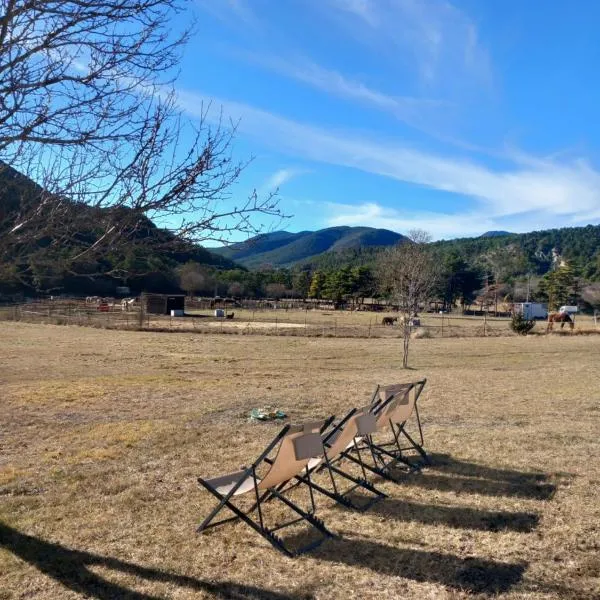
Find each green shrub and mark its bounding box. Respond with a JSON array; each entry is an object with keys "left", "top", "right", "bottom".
[{"left": 510, "top": 313, "right": 536, "bottom": 335}]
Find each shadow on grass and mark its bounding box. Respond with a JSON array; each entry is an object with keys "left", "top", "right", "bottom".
[
  {"left": 427, "top": 453, "right": 553, "bottom": 483},
  {"left": 351, "top": 496, "right": 540, "bottom": 532},
  {"left": 0, "top": 523, "right": 309, "bottom": 600},
  {"left": 393, "top": 470, "right": 556, "bottom": 500},
  {"left": 286, "top": 534, "right": 526, "bottom": 595}
]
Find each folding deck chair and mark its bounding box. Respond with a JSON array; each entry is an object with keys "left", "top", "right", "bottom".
[
  {"left": 379, "top": 379, "right": 428, "bottom": 464},
  {"left": 270, "top": 406, "right": 388, "bottom": 512},
  {"left": 327, "top": 380, "right": 427, "bottom": 483},
  {"left": 358, "top": 379, "right": 429, "bottom": 478},
  {"left": 197, "top": 420, "right": 335, "bottom": 557}
]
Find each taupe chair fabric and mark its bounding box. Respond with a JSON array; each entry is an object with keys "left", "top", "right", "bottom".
[
  {"left": 288, "top": 406, "right": 387, "bottom": 511},
  {"left": 197, "top": 420, "right": 335, "bottom": 557},
  {"left": 358, "top": 379, "right": 429, "bottom": 476}
]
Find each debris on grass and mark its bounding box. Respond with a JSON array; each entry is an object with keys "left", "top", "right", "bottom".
[{"left": 249, "top": 407, "right": 287, "bottom": 422}]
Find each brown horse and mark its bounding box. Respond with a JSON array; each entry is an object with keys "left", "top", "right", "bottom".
[{"left": 547, "top": 312, "right": 574, "bottom": 332}]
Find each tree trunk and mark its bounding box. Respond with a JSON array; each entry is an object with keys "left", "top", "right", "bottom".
[{"left": 402, "top": 322, "right": 411, "bottom": 368}]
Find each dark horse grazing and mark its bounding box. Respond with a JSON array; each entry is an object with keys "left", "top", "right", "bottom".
[
  {"left": 226, "top": 312, "right": 234, "bottom": 320},
  {"left": 382, "top": 316, "right": 398, "bottom": 326},
  {"left": 547, "top": 312, "right": 574, "bottom": 332}
]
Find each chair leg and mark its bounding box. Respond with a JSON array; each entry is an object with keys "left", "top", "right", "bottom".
[
  {"left": 399, "top": 428, "right": 430, "bottom": 464},
  {"left": 197, "top": 479, "right": 335, "bottom": 557},
  {"left": 291, "top": 464, "right": 386, "bottom": 512}
]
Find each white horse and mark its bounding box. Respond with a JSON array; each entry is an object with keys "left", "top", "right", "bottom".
[{"left": 121, "top": 298, "right": 136, "bottom": 311}]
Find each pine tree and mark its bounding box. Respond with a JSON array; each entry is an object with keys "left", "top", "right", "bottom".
[
  {"left": 308, "top": 271, "right": 325, "bottom": 299},
  {"left": 538, "top": 264, "right": 576, "bottom": 310}
]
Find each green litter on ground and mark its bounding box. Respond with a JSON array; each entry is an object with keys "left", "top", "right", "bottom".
[{"left": 249, "top": 407, "right": 287, "bottom": 422}]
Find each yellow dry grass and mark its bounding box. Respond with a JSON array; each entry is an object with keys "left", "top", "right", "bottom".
[{"left": 0, "top": 321, "right": 599, "bottom": 599}]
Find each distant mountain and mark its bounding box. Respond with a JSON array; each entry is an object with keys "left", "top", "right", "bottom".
[
  {"left": 211, "top": 226, "right": 405, "bottom": 268},
  {"left": 480, "top": 230, "right": 512, "bottom": 238}
]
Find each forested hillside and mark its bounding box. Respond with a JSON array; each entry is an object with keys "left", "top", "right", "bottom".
[{"left": 0, "top": 164, "right": 236, "bottom": 296}]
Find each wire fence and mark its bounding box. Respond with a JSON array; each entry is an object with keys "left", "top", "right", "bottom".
[
  {"left": 0, "top": 301, "right": 521, "bottom": 339},
  {"left": 2, "top": 301, "right": 598, "bottom": 339}
]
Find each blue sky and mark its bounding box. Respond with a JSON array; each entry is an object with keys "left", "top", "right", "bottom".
[{"left": 176, "top": 0, "right": 600, "bottom": 240}]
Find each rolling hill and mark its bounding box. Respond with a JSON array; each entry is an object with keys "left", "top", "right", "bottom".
[
  {"left": 0, "top": 163, "right": 237, "bottom": 294},
  {"left": 210, "top": 226, "right": 405, "bottom": 268}
]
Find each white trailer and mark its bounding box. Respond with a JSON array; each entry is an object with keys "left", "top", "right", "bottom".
[
  {"left": 558, "top": 305, "right": 578, "bottom": 315},
  {"left": 514, "top": 302, "right": 548, "bottom": 320}
]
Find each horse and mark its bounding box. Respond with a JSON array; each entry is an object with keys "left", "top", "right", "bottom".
[
  {"left": 547, "top": 312, "right": 574, "bottom": 332},
  {"left": 226, "top": 312, "right": 234, "bottom": 320},
  {"left": 121, "top": 298, "right": 136, "bottom": 311},
  {"left": 382, "top": 316, "right": 398, "bottom": 326}
]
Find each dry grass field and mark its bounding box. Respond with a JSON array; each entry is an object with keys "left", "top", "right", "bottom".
[{"left": 1, "top": 322, "right": 599, "bottom": 599}]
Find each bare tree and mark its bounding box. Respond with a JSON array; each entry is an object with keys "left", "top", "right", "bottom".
[
  {"left": 0, "top": 0, "right": 282, "bottom": 288},
  {"left": 582, "top": 283, "right": 600, "bottom": 310},
  {"left": 227, "top": 281, "right": 243, "bottom": 298},
  {"left": 178, "top": 262, "right": 209, "bottom": 296},
  {"left": 376, "top": 230, "right": 438, "bottom": 368},
  {"left": 479, "top": 245, "right": 527, "bottom": 315},
  {"left": 265, "top": 282, "right": 288, "bottom": 300}
]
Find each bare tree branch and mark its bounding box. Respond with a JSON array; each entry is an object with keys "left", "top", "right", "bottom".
[{"left": 0, "top": 0, "right": 285, "bottom": 290}]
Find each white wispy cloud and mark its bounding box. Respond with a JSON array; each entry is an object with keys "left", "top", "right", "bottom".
[
  {"left": 233, "top": 52, "right": 449, "bottom": 133},
  {"left": 322, "top": 199, "right": 600, "bottom": 239},
  {"left": 261, "top": 168, "right": 306, "bottom": 191},
  {"left": 195, "top": 0, "right": 262, "bottom": 30},
  {"left": 326, "top": 0, "right": 492, "bottom": 88},
  {"left": 177, "top": 90, "right": 600, "bottom": 237},
  {"left": 324, "top": 202, "right": 499, "bottom": 239},
  {"left": 331, "top": 0, "right": 379, "bottom": 26}
]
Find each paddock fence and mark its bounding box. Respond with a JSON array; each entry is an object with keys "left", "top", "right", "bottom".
[{"left": 2, "top": 299, "right": 586, "bottom": 339}]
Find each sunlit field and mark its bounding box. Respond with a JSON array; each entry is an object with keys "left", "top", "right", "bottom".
[{"left": 1, "top": 322, "right": 599, "bottom": 599}]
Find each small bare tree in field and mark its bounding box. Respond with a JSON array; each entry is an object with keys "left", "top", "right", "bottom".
[
  {"left": 376, "top": 230, "right": 438, "bottom": 368},
  {"left": 178, "top": 262, "right": 210, "bottom": 296},
  {"left": 0, "top": 0, "right": 282, "bottom": 287}
]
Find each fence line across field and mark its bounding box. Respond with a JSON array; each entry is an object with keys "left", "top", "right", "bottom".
[{"left": 3, "top": 302, "right": 580, "bottom": 339}]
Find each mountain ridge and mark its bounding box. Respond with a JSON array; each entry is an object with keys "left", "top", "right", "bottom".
[{"left": 211, "top": 226, "right": 405, "bottom": 268}]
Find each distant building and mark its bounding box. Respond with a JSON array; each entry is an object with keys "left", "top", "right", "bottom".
[{"left": 143, "top": 293, "right": 185, "bottom": 315}]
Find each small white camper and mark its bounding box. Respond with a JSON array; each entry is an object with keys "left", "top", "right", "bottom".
[
  {"left": 514, "top": 302, "right": 548, "bottom": 320},
  {"left": 558, "top": 305, "right": 578, "bottom": 315}
]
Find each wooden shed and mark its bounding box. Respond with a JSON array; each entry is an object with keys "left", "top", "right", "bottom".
[{"left": 143, "top": 293, "right": 185, "bottom": 315}]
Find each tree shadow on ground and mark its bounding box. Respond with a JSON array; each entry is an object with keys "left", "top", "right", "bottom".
[
  {"left": 346, "top": 495, "right": 539, "bottom": 532},
  {"left": 285, "top": 534, "right": 526, "bottom": 595},
  {"left": 0, "top": 522, "right": 310, "bottom": 600}
]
